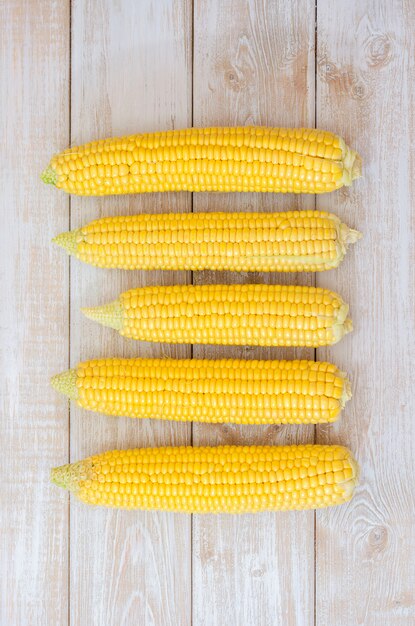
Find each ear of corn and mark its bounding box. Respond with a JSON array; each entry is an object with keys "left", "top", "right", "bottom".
[
  {"left": 50, "top": 444, "right": 358, "bottom": 512},
  {"left": 82, "top": 284, "right": 352, "bottom": 348},
  {"left": 51, "top": 358, "right": 351, "bottom": 425},
  {"left": 53, "top": 210, "right": 361, "bottom": 272},
  {"left": 41, "top": 126, "right": 361, "bottom": 196}
]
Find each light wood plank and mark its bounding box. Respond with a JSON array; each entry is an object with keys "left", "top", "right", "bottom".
[
  {"left": 316, "top": 1, "right": 415, "bottom": 624},
  {"left": 0, "top": 1, "right": 70, "bottom": 624},
  {"left": 69, "top": 1, "right": 192, "bottom": 624},
  {"left": 192, "top": 1, "right": 316, "bottom": 624}
]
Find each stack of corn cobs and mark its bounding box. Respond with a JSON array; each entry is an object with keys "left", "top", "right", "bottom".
[{"left": 43, "top": 126, "right": 361, "bottom": 514}]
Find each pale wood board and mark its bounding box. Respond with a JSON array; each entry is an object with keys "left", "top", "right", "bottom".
[
  {"left": 0, "top": 1, "right": 70, "bottom": 625},
  {"left": 2, "top": 1, "right": 415, "bottom": 625},
  {"left": 315, "top": 1, "right": 415, "bottom": 624},
  {"left": 69, "top": 1, "right": 193, "bottom": 625},
  {"left": 192, "top": 1, "right": 316, "bottom": 625}
]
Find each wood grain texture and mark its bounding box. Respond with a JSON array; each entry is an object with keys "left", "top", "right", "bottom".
[
  {"left": 3, "top": 1, "right": 415, "bottom": 624},
  {"left": 316, "top": 1, "right": 415, "bottom": 624},
  {"left": 0, "top": 1, "right": 70, "bottom": 625},
  {"left": 69, "top": 1, "right": 192, "bottom": 625},
  {"left": 192, "top": 1, "right": 317, "bottom": 625}
]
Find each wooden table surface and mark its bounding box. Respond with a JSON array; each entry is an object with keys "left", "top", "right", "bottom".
[{"left": 1, "top": 1, "right": 414, "bottom": 624}]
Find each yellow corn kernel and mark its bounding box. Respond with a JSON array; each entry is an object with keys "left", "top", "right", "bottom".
[
  {"left": 81, "top": 284, "right": 352, "bottom": 348},
  {"left": 50, "top": 444, "right": 359, "bottom": 512},
  {"left": 41, "top": 126, "right": 361, "bottom": 196},
  {"left": 53, "top": 210, "right": 361, "bottom": 272},
  {"left": 51, "top": 358, "right": 351, "bottom": 425}
]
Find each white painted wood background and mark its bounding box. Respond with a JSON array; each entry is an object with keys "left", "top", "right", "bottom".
[{"left": 1, "top": 1, "right": 414, "bottom": 624}]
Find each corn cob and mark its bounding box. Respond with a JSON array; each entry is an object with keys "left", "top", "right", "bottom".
[
  {"left": 53, "top": 210, "right": 361, "bottom": 272},
  {"left": 41, "top": 126, "right": 361, "bottom": 196},
  {"left": 51, "top": 444, "right": 358, "bottom": 512},
  {"left": 82, "top": 284, "right": 352, "bottom": 347},
  {"left": 51, "top": 358, "right": 351, "bottom": 425}
]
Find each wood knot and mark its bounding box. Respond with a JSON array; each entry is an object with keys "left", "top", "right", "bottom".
[
  {"left": 266, "top": 424, "right": 285, "bottom": 438},
  {"left": 318, "top": 59, "right": 340, "bottom": 82},
  {"left": 367, "top": 525, "right": 388, "bottom": 557},
  {"left": 318, "top": 57, "right": 369, "bottom": 101},
  {"left": 392, "top": 592, "right": 415, "bottom": 609},
  {"left": 251, "top": 567, "right": 265, "bottom": 578},
  {"left": 215, "top": 423, "right": 242, "bottom": 445},
  {"left": 223, "top": 65, "right": 251, "bottom": 92},
  {"left": 365, "top": 34, "right": 393, "bottom": 68},
  {"left": 349, "top": 77, "right": 368, "bottom": 101}
]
